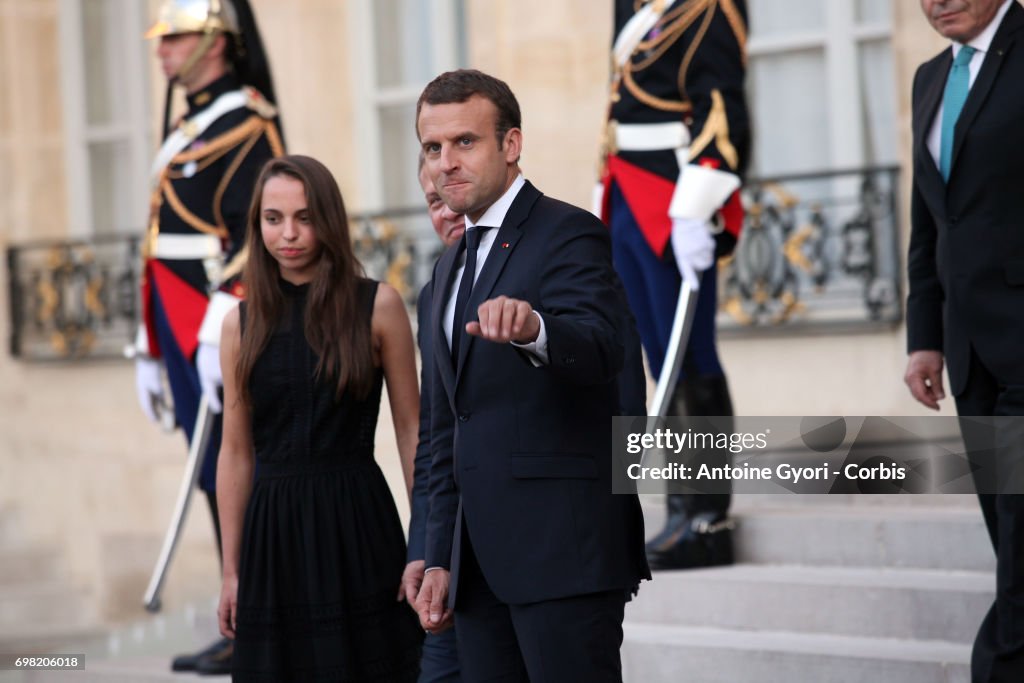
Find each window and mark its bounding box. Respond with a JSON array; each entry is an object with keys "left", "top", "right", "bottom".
[
  {"left": 348, "top": 0, "right": 467, "bottom": 211},
  {"left": 345, "top": 0, "right": 467, "bottom": 295},
  {"left": 58, "top": 0, "right": 151, "bottom": 237},
  {"left": 715, "top": 2, "right": 903, "bottom": 333},
  {"left": 745, "top": 0, "right": 896, "bottom": 175}
]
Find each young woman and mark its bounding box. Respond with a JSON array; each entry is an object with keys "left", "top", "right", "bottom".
[{"left": 216, "top": 155, "right": 423, "bottom": 681}]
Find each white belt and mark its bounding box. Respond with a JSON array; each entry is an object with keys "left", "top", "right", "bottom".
[
  {"left": 613, "top": 121, "right": 690, "bottom": 152},
  {"left": 153, "top": 234, "right": 223, "bottom": 260}
]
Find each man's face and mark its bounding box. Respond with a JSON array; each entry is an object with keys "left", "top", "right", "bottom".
[
  {"left": 419, "top": 165, "right": 465, "bottom": 248},
  {"left": 156, "top": 33, "right": 202, "bottom": 81},
  {"left": 920, "top": 0, "right": 1002, "bottom": 42},
  {"left": 417, "top": 95, "right": 522, "bottom": 223}
]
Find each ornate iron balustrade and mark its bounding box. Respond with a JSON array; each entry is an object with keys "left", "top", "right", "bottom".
[
  {"left": 6, "top": 165, "right": 901, "bottom": 361},
  {"left": 7, "top": 236, "right": 142, "bottom": 361},
  {"left": 717, "top": 165, "right": 902, "bottom": 334},
  {"left": 6, "top": 210, "right": 443, "bottom": 362}
]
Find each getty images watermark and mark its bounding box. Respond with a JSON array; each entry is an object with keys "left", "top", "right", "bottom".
[{"left": 611, "top": 416, "right": 1024, "bottom": 495}]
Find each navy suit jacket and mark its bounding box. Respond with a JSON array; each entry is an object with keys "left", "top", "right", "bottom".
[
  {"left": 409, "top": 236, "right": 647, "bottom": 564},
  {"left": 423, "top": 180, "right": 650, "bottom": 606},
  {"left": 407, "top": 284, "right": 434, "bottom": 563},
  {"left": 908, "top": 2, "right": 1024, "bottom": 394}
]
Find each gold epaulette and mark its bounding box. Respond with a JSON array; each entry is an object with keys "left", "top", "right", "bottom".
[{"left": 243, "top": 86, "right": 278, "bottom": 119}]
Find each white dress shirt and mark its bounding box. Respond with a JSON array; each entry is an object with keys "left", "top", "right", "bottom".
[
  {"left": 926, "top": 0, "right": 1013, "bottom": 168},
  {"left": 443, "top": 173, "right": 549, "bottom": 364}
]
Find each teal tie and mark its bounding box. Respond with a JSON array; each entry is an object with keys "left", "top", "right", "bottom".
[{"left": 939, "top": 45, "right": 976, "bottom": 181}]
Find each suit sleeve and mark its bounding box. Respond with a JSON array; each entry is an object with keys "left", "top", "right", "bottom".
[
  {"left": 616, "top": 290, "right": 649, "bottom": 416},
  {"left": 539, "top": 211, "right": 626, "bottom": 386},
  {"left": 906, "top": 66, "right": 944, "bottom": 354},
  {"left": 407, "top": 285, "right": 433, "bottom": 563},
  {"left": 425, "top": 272, "right": 458, "bottom": 571}
]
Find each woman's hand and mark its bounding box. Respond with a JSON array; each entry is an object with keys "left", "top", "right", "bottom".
[{"left": 217, "top": 574, "right": 239, "bottom": 639}]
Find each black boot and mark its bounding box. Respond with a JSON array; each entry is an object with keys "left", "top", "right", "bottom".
[
  {"left": 645, "top": 374, "right": 736, "bottom": 570},
  {"left": 170, "top": 636, "right": 232, "bottom": 673},
  {"left": 645, "top": 509, "right": 735, "bottom": 570},
  {"left": 676, "top": 373, "right": 734, "bottom": 516}
]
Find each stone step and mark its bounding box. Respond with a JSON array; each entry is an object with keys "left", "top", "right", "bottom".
[
  {"left": 102, "top": 599, "right": 222, "bottom": 661},
  {"left": 7, "top": 656, "right": 226, "bottom": 682},
  {"left": 643, "top": 500, "right": 994, "bottom": 571},
  {"left": 0, "top": 622, "right": 107, "bottom": 662},
  {"left": 0, "top": 599, "right": 222, "bottom": 683},
  {"left": 0, "top": 504, "right": 19, "bottom": 548},
  {"left": 0, "top": 584, "right": 92, "bottom": 633},
  {"left": 641, "top": 492, "right": 982, "bottom": 510},
  {"left": 734, "top": 493, "right": 981, "bottom": 508},
  {"left": 622, "top": 623, "right": 970, "bottom": 683},
  {"left": 0, "top": 547, "right": 62, "bottom": 586},
  {"left": 733, "top": 504, "right": 994, "bottom": 571},
  {"left": 629, "top": 564, "right": 992, "bottom": 643}
]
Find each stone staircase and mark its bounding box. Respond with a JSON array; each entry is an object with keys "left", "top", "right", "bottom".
[
  {"left": 0, "top": 453, "right": 996, "bottom": 681},
  {"left": 623, "top": 492, "right": 994, "bottom": 682}
]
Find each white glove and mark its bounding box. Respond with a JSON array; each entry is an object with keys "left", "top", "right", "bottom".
[
  {"left": 670, "top": 217, "right": 715, "bottom": 289},
  {"left": 135, "top": 356, "right": 166, "bottom": 423},
  {"left": 196, "top": 343, "right": 223, "bottom": 414}
]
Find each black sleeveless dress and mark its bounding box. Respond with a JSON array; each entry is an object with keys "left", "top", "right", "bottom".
[{"left": 232, "top": 278, "right": 422, "bottom": 682}]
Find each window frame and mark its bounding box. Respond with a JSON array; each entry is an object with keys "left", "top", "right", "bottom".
[
  {"left": 746, "top": 1, "right": 894, "bottom": 174},
  {"left": 58, "top": 0, "right": 151, "bottom": 238},
  {"left": 347, "top": 0, "right": 465, "bottom": 212}
]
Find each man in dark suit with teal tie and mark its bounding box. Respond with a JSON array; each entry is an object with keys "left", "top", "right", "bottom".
[{"left": 905, "top": 1, "right": 1024, "bottom": 680}]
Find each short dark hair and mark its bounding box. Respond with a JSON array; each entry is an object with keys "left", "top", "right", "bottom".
[{"left": 416, "top": 69, "right": 522, "bottom": 144}]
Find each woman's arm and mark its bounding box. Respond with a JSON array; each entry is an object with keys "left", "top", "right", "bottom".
[
  {"left": 215, "top": 307, "right": 255, "bottom": 638},
  {"left": 373, "top": 283, "right": 420, "bottom": 501}
]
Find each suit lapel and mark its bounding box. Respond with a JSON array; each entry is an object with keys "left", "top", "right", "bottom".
[
  {"left": 951, "top": 3, "right": 1022, "bottom": 178},
  {"left": 914, "top": 50, "right": 949, "bottom": 194},
  {"left": 455, "top": 182, "right": 542, "bottom": 379},
  {"left": 431, "top": 242, "right": 460, "bottom": 406}
]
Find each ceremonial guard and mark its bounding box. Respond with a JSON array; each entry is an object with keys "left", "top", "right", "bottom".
[
  {"left": 596, "top": 0, "right": 750, "bottom": 569},
  {"left": 134, "top": 0, "right": 283, "bottom": 674}
]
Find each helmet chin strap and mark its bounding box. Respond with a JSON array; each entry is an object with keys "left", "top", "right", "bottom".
[{"left": 172, "top": 29, "right": 219, "bottom": 89}]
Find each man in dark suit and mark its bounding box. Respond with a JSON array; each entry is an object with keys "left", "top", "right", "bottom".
[
  {"left": 905, "top": 1, "right": 1024, "bottom": 680},
  {"left": 413, "top": 69, "right": 650, "bottom": 682},
  {"left": 403, "top": 159, "right": 465, "bottom": 683}
]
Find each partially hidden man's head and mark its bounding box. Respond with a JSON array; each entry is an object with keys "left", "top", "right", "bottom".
[
  {"left": 418, "top": 153, "right": 465, "bottom": 248},
  {"left": 415, "top": 69, "right": 523, "bottom": 223},
  {"left": 920, "top": 0, "right": 1003, "bottom": 43}
]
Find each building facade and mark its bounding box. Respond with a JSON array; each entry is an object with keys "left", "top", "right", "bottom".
[{"left": 0, "top": 0, "right": 948, "bottom": 626}]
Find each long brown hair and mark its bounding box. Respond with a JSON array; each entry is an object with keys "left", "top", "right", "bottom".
[{"left": 235, "top": 155, "right": 373, "bottom": 403}]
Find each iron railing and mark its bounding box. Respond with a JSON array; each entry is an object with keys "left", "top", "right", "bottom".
[
  {"left": 718, "top": 165, "right": 902, "bottom": 334},
  {"left": 6, "top": 165, "right": 902, "bottom": 361}
]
